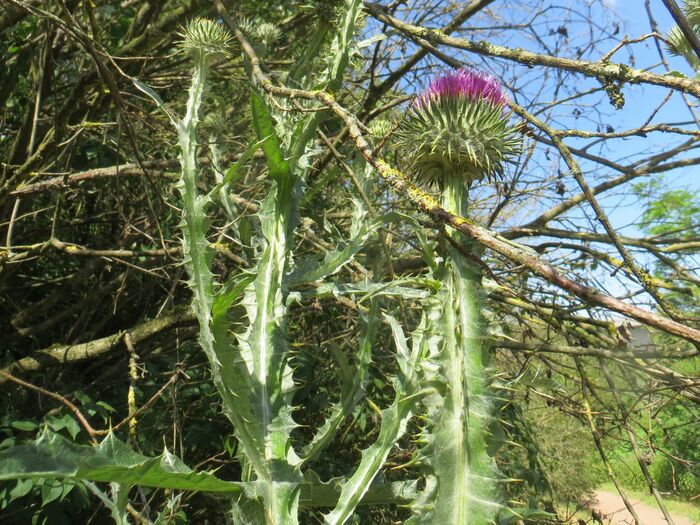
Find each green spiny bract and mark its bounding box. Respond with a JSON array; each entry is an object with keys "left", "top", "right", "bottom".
[
  {"left": 368, "top": 118, "right": 393, "bottom": 139},
  {"left": 394, "top": 68, "right": 521, "bottom": 188},
  {"left": 178, "top": 18, "right": 233, "bottom": 59}
]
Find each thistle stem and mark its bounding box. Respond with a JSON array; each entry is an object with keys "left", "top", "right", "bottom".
[
  {"left": 440, "top": 170, "right": 468, "bottom": 221},
  {"left": 177, "top": 54, "right": 216, "bottom": 376},
  {"left": 427, "top": 171, "right": 497, "bottom": 523}
]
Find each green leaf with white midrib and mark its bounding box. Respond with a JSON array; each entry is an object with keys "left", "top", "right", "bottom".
[
  {"left": 322, "top": 393, "right": 417, "bottom": 525},
  {"left": 288, "top": 213, "right": 400, "bottom": 287},
  {"left": 231, "top": 92, "right": 304, "bottom": 524},
  {"left": 323, "top": 309, "right": 434, "bottom": 525},
  {"left": 211, "top": 273, "right": 265, "bottom": 473},
  {"left": 244, "top": 8, "right": 370, "bottom": 468},
  {"left": 236, "top": 0, "right": 371, "bottom": 503},
  {"left": 0, "top": 430, "right": 424, "bottom": 509},
  {"left": 305, "top": 279, "right": 438, "bottom": 301},
  {"left": 0, "top": 430, "right": 245, "bottom": 493},
  {"left": 175, "top": 55, "right": 270, "bottom": 482},
  {"left": 301, "top": 300, "right": 377, "bottom": 464},
  {"left": 177, "top": 56, "right": 213, "bottom": 361}
]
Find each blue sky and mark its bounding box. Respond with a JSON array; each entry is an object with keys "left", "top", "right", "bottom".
[
  {"left": 547, "top": 0, "right": 699, "bottom": 297},
  {"left": 369, "top": 0, "right": 699, "bottom": 300},
  {"left": 580, "top": 0, "right": 699, "bottom": 236},
  {"left": 480, "top": 0, "right": 700, "bottom": 235}
]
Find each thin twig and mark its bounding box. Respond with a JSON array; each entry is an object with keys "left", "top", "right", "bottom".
[{"left": 0, "top": 369, "right": 97, "bottom": 441}]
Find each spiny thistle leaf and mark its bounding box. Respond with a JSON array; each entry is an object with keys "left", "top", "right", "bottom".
[
  {"left": 211, "top": 273, "right": 266, "bottom": 467},
  {"left": 236, "top": 92, "right": 306, "bottom": 522},
  {"left": 175, "top": 47, "right": 270, "bottom": 480},
  {"left": 0, "top": 430, "right": 244, "bottom": 493},
  {"left": 408, "top": 252, "right": 503, "bottom": 524},
  {"left": 174, "top": 34, "right": 301, "bottom": 523},
  {"left": 288, "top": 212, "right": 402, "bottom": 287},
  {"left": 323, "top": 310, "right": 429, "bottom": 525},
  {"left": 327, "top": 0, "right": 364, "bottom": 91},
  {"left": 306, "top": 279, "right": 437, "bottom": 301},
  {"left": 251, "top": 92, "right": 291, "bottom": 182}
]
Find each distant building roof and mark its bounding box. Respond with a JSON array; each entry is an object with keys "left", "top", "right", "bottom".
[{"left": 615, "top": 320, "right": 654, "bottom": 350}]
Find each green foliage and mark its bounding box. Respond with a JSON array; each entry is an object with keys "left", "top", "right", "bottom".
[
  {"left": 647, "top": 401, "right": 700, "bottom": 498},
  {"left": 524, "top": 405, "right": 606, "bottom": 503},
  {"left": 167, "top": 2, "right": 399, "bottom": 521},
  {"left": 323, "top": 310, "right": 430, "bottom": 524},
  {"left": 6, "top": 1, "right": 700, "bottom": 524},
  {"left": 251, "top": 92, "right": 292, "bottom": 182},
  {"left": 0, "top": 430, "right": 243, "bottom": 493},
  {"left": 633, "top": 177, "right": 700, "bottom": 238},
  {"left": 633, "top": 176, "right": 700, "bottom": 324}
]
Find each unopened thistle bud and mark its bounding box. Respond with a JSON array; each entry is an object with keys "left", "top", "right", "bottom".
[
  {"left": 178, "top": 18, "right": 232, "bottom": 59},
  {"left": 369, "top": 118, "right": 392, "bottom": 138},
  {"left": 202, "top": 112, "right": 228, "bottom": 136},
  {"left": 394, "top": 68, "right": 521, "bottom": 187},
  {"left": 255, "top": 23, "right": 281, "bottom": 47},
  {"left": 237, "top": 19, "right": 280, "bottom": 55}
]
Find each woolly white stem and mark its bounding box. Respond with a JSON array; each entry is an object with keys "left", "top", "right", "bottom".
[{"left": 417, "top": 170, "right": 499, "bottom": 524}]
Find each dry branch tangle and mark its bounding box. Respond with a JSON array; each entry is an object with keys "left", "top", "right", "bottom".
[
  {"left": 223, "top": 6, "right": 700, "bottom": 347},
  {"left": 0, "top": 308, "right": 195, "bottom": 382},
  {"left": 365, "top": 2, "right": 700, "bottom": 98}
]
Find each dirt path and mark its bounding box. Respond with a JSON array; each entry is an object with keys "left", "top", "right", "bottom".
[{"left": 591, "top": 490, "right": 698, "bottom": 525}]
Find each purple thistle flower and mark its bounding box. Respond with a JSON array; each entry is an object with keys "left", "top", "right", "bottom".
[
  {"left": 417, "top": 68, "right": 509, "bottom": 108},
  {"left": 395, "top": 67, "right": 520, "bottom": 187}
]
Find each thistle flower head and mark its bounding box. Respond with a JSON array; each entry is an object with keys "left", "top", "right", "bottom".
[
  {"left": 255, "top": 23, "right": 281, "bottom": 46},
  {"left": 178, "top": 18, "right": 232, "bottom": 59},
  {"left": 236, "top": 19, "right": 280, "bottom": 56},
  {"left": 201, "top": 112, "right": 228, "bottom": 136},
  {"left": 394, "top": 68, "right": 521, "bottom": 187}
]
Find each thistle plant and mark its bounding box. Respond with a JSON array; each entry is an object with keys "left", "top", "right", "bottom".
[
  {"left": 0, "top": 14, "right": 527, "bottom": 525},
  {"left": 172, "top": 7, "right": 420, "bottom": 524},
  {"left": 174, "top": 17, "right": 308, "bottom": 523},
  {"left": 396, "top": 68, "right": 521, "bottom": 524}
]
